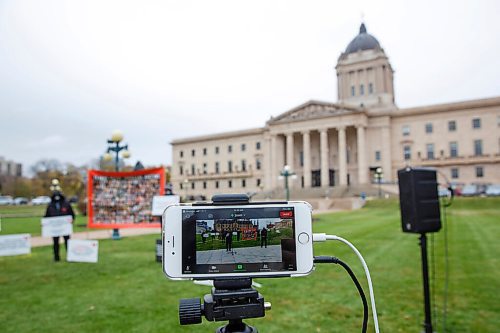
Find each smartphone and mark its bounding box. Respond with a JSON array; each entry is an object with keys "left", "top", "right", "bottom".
[{"left": 162, "top": 201, "right": 314, "bottom": 280}]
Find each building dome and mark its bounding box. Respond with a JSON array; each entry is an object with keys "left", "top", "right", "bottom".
[{"left": 344, "top": 23, "right": 381, "bottom": 54}]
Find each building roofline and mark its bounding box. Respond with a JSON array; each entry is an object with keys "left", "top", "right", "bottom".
[
  {"left": 395, "top": 96, "right": 500, "bottom": 117},
  {"left": 268, "top": 99, "right": 363, "bottom": 124},
  {"left": 170, "top": 127, "right": 265, "bottom": 145}
]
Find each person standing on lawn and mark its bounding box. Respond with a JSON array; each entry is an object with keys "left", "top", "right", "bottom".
[{"left": 45, "top": 179, "right": 75, "bottom": 262}]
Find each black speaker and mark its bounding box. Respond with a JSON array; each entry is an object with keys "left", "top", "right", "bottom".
[{"left": 398, "top": 167, "right": 441, "bottom": 233}]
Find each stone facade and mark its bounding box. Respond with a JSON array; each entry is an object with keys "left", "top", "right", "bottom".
[{"left": 171, "top": 24, "right": 500, "bottom": 198}]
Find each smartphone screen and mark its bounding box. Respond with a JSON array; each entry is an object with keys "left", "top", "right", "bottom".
[{"left": 181, "top": 206, "right": 297, "bottom": 274}]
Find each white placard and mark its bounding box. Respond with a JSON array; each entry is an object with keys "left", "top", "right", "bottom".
[
  {"left": 41, "top": 216, "right": 73, "bottom": 237},
  {"left": 152, "top": 195, "right": 180, "bottom": 216},
  {"left": 67, "top": 239, "right": 99, "bottom": 263},
  {"left": 0, "top": 234, "right": 31, "bottom": 256}
]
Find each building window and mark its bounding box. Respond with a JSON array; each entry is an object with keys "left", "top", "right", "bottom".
[
  {"left": 180, "top": 165, "right": 183, "bottom": 175},
  {"left": 256, "top": 142, "right": 261, "bottom": 150},
  {"left": 375, "top": 151, "right": 381, "bottom": 161},
  {"left": 228, "top": 180, "right": 232, "bottom": 188},
  {"left": 448, "top": 120, "right": 456, "bottom": 131},
  {"left": 180, "top": 183, "right": 183, "bottom": 190},
  {"left": 451, "top": 168, "right": 459, "bottom": 179},
  {"left": 215, "top": 162, "right": 219, "bottom": 174},
  {"left": 241, "top": 160, "right": 246, "bottom": 171},
  {"left": 191, "top": 182, "right": 195, "bottom": 190},
  {"left": 360, "top": 84, "right": 365, "bottom": 95},
  {"left": 402, "top": 125, "right": 410, "bottom": 136},
  {"left": 403, "top": 146, "right": 411, "bottom": 160},
  {"left": 241, "top": 144, "right": 246, "bottom": 152},
  {"left": 425, "top": 123, "right": 433, "bottom": 134},
  {"left": 256, "top": 178, "right": 261, "bottom": 187},
  {"left": 472, "top": 118, "right": 481, "bottom": 129},
  {"left": 203, "top": 148, "right": 207, "bottom": 156},
  {"left": 426, "top": 144, "right": 435, "bottom": 160},
  {"left": 474, "top": 140, "right": 483, "bottom": 156},
  {"left": 191, "top": 164, "right": 195, "bottom": 175},
  {"left": 203, "top": 163, "right": 207, "bottom": 174},
  {"left": 242, "top": 179, "right": 246, "bottom": 188},
  {"left": 215, "top": 181, "right": 219, "bottom": 189},
  {"left": 368, "top": 83, "right": 373, "bottom": 94},
  {"left": 203, "top": 181, "right": 207, "bottom": 189},
  {"left": 228, "top": 161, "right": 232, "bottom": 172},
  {"left": 256, "top": 158, "right": 261, "bottom": 170},
  {"left": 228, "top": 145, "right": 232, "bottom": 153},
  {"left": 299, "top": 151, "right": 304, "bottom": 167},
  {"left": 449, "top": 142, "right": 458, "bottom": 158},
  {"left": 351, "top": 86, "right": 355, "bottom": 96},
  {"left": 476, "top": 166, "right": 484, "bottom": 178},
  {"left": 191, "top": 149, "right": 195, "bottom": 157},
  {"left": 215, "top": 146, "right": 219, "bottom": 154},
  {"left": 180, "top": 150, "right": 184, "bottom": 158}
]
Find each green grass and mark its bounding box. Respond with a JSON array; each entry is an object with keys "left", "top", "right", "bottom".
[
  {"left": 0, "top": 198, "right": 499, "bottom": 332},
  {"left": 0, "top": 205, "right": 88, "bottom": 236}
]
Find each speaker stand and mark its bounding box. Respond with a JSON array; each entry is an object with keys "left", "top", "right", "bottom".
[{"left": 419, "top": 233, "right": 434, "bottom": 333}]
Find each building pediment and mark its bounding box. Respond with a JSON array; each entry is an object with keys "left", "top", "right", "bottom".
[{"left": 267, "top": 100, "right": 364, "bottom": 125}]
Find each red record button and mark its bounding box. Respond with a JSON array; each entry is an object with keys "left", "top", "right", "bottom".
[{"left": 280, "top": 210, "right": 293, "bottom": 218}]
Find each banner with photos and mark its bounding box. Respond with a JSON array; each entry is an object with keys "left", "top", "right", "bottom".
[{"left": 87, "top": 168, "right": 165, "bottom": 228}]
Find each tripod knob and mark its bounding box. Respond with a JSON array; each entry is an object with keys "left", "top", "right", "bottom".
[{"left": 179, "top": 298, "right": 202, "bottom": 325}]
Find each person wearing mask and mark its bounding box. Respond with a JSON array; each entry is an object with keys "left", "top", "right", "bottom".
[{"left": 45, "top": 180, "right": 75, "bottom": 262}]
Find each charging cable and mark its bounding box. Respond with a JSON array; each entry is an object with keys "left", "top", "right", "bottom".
[
  {"left": 313, "top": 233, "right": 380, "bottom": 333},
  {"left": 314, "top": 256, "right": 368, "bottom": 333}
]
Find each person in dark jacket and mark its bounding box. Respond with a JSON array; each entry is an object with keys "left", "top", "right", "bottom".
[{"left": 45, "top": 187, "right": 75, "bottom": 262}]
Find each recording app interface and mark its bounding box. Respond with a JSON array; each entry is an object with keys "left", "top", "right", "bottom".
[{"left": 182, "top": 207, "right": 297, "bottom": 274}]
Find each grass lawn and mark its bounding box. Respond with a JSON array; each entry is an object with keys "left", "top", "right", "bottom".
[
  {"left": 0, "top": 197, "right": 499, "bottom": 332},
  {"left": 0, "top": 205, "right": 88, "bottom": 236}
]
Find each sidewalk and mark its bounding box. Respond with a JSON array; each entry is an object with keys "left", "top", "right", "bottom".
[{"left": 30, "top": 228, "right": 161, "bottom": 247}]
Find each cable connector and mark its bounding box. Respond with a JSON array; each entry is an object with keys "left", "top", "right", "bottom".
[
  {"left": 313, "top": 233, "right": 327, "bottom": 242},
  {"left": 313, "top": 256, "right": 340, "bottom": 264}
]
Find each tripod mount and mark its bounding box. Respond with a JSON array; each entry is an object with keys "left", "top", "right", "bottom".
[{"left": 179, "top": 278, "right": 270, "bottom": 333}]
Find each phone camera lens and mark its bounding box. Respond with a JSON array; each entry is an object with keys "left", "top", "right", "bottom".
[{"left": 172, "top": 252, "right": 175, "bottom": 255}]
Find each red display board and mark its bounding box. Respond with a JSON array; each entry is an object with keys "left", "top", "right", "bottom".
[{"left": 87, "top": 168, "right": 165, "bottom": 229}]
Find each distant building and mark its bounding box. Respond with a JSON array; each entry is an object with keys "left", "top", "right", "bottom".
[
  {"left": 171, "top": 23, "right": 500, "bottom": 198},
  {"left": 0, "top": 156, "right": 22, "bottom": 177}
]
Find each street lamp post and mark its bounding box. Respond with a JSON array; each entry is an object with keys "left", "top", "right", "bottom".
[
  {"left": 280, "top": 165, "right": 296, "bottom": 201},
  {"left": 375, "top": 167, "right": 383, "bottom": 198},
  {"left": 105, "top": 130, "right": 131, "bottom": 240}
]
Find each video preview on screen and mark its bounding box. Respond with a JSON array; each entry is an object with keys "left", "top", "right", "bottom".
[{"left": 181, "top": 207, "right": 297, "bottom": 274}]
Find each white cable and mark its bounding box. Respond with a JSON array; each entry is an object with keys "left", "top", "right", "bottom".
[{"left": 313, "top": 233, "right": 380, "bottom": 333}]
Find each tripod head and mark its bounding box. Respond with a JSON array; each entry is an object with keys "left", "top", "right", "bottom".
[{"left": 179, "top": 278, "right": 270, "bottom": 333}]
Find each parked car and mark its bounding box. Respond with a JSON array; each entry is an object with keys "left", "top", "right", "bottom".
[
  {"left": 14, "top": 197, "right": 29, "bottom": 205},
  {"left": 461, "top": 185, "right": 479, "bottom": 197},
  {"left": 438, "top": 187, "right": 451, "bottom": 197},
  {"left": 0, "top": 195, "right": 14, "bottom": 205},
  {"left": 68, "top": 196, "right": 79, "bottom": 204},
  {"left": 31, "top": 196, "right": 52, "bottom": 205},
  {"left": 485, "top": 184, "right": 500, "bottom": 196}
]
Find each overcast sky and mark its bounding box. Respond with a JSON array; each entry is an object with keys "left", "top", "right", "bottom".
[{"left": 1, "top": 0, "right": 499, "bottom": 175}]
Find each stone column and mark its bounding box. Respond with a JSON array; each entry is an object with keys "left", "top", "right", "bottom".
[
  {"left": 286, "top": 133, "right": 294, "bottom": 169},
  {"left": 338, "top": 126, "right": 347, "bottom": 186},
  {"left": 381, "top": 125, "right": 392, "bottom": 182},
  {"left": 270, "top": 135, "right": 278, "bottom": 189},
  {"left": 264, "top": 135, "right": 272, "bottom": 190},
  {"left": 320, "top": 129, "right": 329, "bottom": 187},
  {"left": 356, "top": 125, "right": 368, "bottom": 184},
  {"left": 302, "top": 131, "right": 311, "bottom": 188}
]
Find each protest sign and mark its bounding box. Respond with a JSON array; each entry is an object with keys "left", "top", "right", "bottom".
[
  {"left": 67, "top": 239, "right": 99, "bottom": 263},
  {"left": 0, "top": 234, "right": 31, "bottom": 256},
  {"left": 152, "top": 195, "right": 180, "bottom": 216},
  {"left": 41, "top": 215, "right": 73, "bottom": 237}
]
